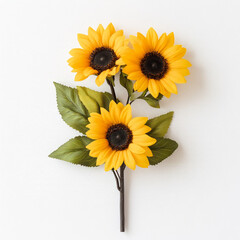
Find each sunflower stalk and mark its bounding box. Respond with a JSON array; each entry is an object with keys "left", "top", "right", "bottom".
[{"left": 107, "top": 77, "right": 126, "bottom": 232}]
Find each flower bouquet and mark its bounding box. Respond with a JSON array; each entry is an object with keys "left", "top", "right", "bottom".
[{"left": 49, "top": 23, "right": 191, "bottom": 232}]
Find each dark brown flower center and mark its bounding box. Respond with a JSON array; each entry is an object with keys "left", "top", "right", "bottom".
[
  {"left": 140, "top": 51, "right": 168, "bottom": 80},
  {"left": 90, "top": 47, "right": 118, "bottom": 74},
  {"left": 106, "top": 124, "right": 132, "bottom": 150}
]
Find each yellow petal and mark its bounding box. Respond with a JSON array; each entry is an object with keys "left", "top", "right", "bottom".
[
  {"left": 88, "top": 27, "right": 102, "bottom": 46},
  {"left": 86, "top": 130, "right": 106, "bottom": 140},
  {"left": 132, "top": 153, "right": 150, "bottom": 168},
  {"left": 95, "top": 70, "right": 109, "bottom": 86},
  {"left": 102, "top": 28, "right": 111, "bottom": 46},
  {"left": 166, "top": 71, "right": 187, "bottom": 83},
  {"left": 117, "top": 102, "right": 124, "bottom": 111},
  {"left": 83, "top": 67, "right": 98, "bottom": 76},
  {"left": 148, "top": 79, "right": 160, "bottom": 98},
  {"left": 169, "top": 59, "right": 191, "bottom": 68},
  {"left": 96, "top": 147, "right": 112, "bottom": 165},
  {"left": 129, "top": 143, "right": 146, "bottom": 154},
  {"left": 109, "top": 30, "right": 124, "bottom": 48},
  {"left": 123, "top": 65, "right": 140, "bottom": 74},
  {"left": 114, "top": 151, "right": 124, "bottom": 170},
  {"left": 161, "top": 32, "right": 174, "bottom": 52},
  {"left": 133, "top": 134, "right": 156, "bottom": 146},
  {"left": 120, "top": 104, "right": 132, "bottom": 125},
  {"left": 68, "top": 56, "right": 89, "bottom": 68},
  {"left": 114, "top": 36, "right": 125, "bottom": 54},
  {"left": 128, "top": 117, "right": 148, "bottom": 130},
  {"left": 168, "top": 48, "right": 187, "bottom": 62},
  {"left": 161, "top": 78, "right": 178, "bottom": 94},
  {"left": 133, "top": 77, "right": 148, "bottom": 92},
  {"left": 86, "top": 139, "right": 109, "bottom": 151},
  {"left": 162, "top": 45, "right": 182, "bottom": 59},
  {"left": 174, "top": 68, "right": 190, "bottom": 76},
  {"left": 128, "top": 71, "right": 143, "bottom": 80},
  {"left": 116, "top": 58, "right": 125, "bottom": 66},
  {"left": 123, "top": 150, "right": 136, "bottom": 170},
  {"left": 104, "top": 150, "right": 116, "bottom": 171},
  {"left": 106, "top": 23, "right": 116, "bottom": 35},
  {"left": 132, "top": 125, "right": 152, "bottom": 135},
  {"left": 146, "top": 27, "right": 158, "bottom": 49},
  {"left": 77, "top": 34, "right": 93, "bottom": 50},
  {"left": 158, "top": 81, "right": 171, "bottom": 98},
  {"left": 96, "top": 24, "right": 104, "bottom": 36},
  {"left": 155, "top": 33, "right": 167, "bottom": 52},
  {"left": 74, "top": 72, "right": 88, "bottom": 81},
  {"left": 69, "top": 48, "right": 86, "bottom": 56},
  {"left": 100, "top": 107, "right": 113, "bottom": 126},
  {"left": 144, "top": 147, "right": 153, "bottom": 157},
  {"left": 136, "top": 32, "right": 149, "bottom": 51},
  {"left": 109, "top": 100, "right": 121, "bottom": 123}
]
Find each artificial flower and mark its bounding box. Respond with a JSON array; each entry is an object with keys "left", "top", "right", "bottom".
[
  {"left": 68, "top": 23, "right": 128, "bottom": 86},
  {"left": 122, "top": 27, "right": 191, "bottom": 98},
  {"left": 86, "top": 100, "right": 156, "bottom": 171}
]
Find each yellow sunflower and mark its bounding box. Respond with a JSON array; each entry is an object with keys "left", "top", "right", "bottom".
[
  {"left": 68, "top": 23, "right": 128, "bottom": 87},
  {"left": 122, "top": 27, "right": 191, "bottom": 98},
  {"left": 86, "top": 101, "right": 156, "bottom": 171}
]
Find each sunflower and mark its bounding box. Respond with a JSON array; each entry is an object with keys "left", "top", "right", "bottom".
[
  {"left": 68, "top": 23, "right": 128, "bottom": 87},
  {"left": 86, "top": 101, "right": 156, "bottom": 171},
  {"left": 121, "top": 27, "right": 191, "bottom": 98}
]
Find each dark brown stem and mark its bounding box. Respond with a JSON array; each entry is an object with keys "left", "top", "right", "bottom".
[
  {"left": 107, "top": 77, "right": 117, "bottom": 102},
  {"left": 112, "top": 169, "right": 120, "bottom": 191},
  {"left": 120, "top": 163, "right": 125, "bottom": 232},
  {"left": 107, "top": 77, "right": 126, "bottom": 232}
]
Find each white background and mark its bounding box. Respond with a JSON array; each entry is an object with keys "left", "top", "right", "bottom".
[{"left": 1, "top": 0, "right": 240, "bottom": 239}]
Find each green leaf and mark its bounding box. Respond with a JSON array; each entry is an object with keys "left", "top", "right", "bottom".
[
  {"left": 146, "top": 112, "right": 174, "bottom": 138},
  {"left": 139, "top": 93, "right": 163, "bottom": 108},
  {"left": 107, "top": 76, "right": 115, "bottom": 87},
  {"left": 129, "top": 91, "right": 141, "bottom": 102},
  {"left": 49, "top": 136, "right": 97, "bottom": 167},
  {"left": 77, "top": 86, "right": 114, "bottom": 113},
  {"left": 120, "top": 71, "right": 133, "bottom": 97},
  {"left": 54, "top": 82, "right": 89, "bottom": 134},
  {"left": 148, "top": 138, "right": 178, "bottom": 165}
]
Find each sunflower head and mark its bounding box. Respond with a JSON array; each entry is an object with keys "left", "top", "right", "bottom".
[
  {"left": 122, "top": 27, "right": 191, "bottom": 98},
  {"left": 86, "top": 101, "right": 156, "bottom": 171},
  {"left": 67, "top": 23, "right": 128, "bottom": 87}
]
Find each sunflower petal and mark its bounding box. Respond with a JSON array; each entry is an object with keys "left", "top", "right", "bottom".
[
  {"left": 132, "top": 153, "right": 150, "bottom": 168},
  {"left": 120, "top": 104, "right": 132, "bottom": 125},
  {"left": 128, "top": 117, "right": 148, "bottom": 130},
  {"left": 88, "top": 27, "right": 102, "bottom": 46},
  {"left": 132, "top": 134, "right": 156, "bottom": 146},
  {"left": 96, "top": 147, "right": 112, "bottom": 166},
  {"left": 105, "top": 150, "right": 117, "bottom": 171},
  {"left": 114, "top": 151, "right": 124, "bottom": 170},
  {"left": 161, "top": 78, "right": 178, "bottom": 94},
  {"left": 96, "top": 24, "right": 104, "bottom": 36},
  {"left": 146, "top": 27, "right": 158, "bottom": 49},
  {"left": 123, "top": 150, "right": 136, "bottom": 170},
  {"left": 74, "top": 72, "right": 88, "bottom": 81},
  {"left": 95, "top": 70, "right": 109, "bottom": 86},
  {"left": 83, "top": 67, "right": 98, "bottom": 76},
  {"left": 132, "top": 125, "right": 152, "bottom": 135},
  {"left": 170, "top": 59, "right": 192, "bottom": 68},
  {"left": 102, "top": 28, "right": 111, "bottom": 47},
  {"left": 166, "top": 71, "right": 187, "bottom": 83},
  {"left": 144, "top": 147, "right": 153, "bottom": 157},
  {"left": 129, "top": 143, "right": 146, "bottom": 154},
  {"left": 86, "top": 139, "right": 109, "bottom": 151},
  {"left": 77, "top": 34, "right": 93, "bottom": 50},
  {"left": 148, "top": 79, "right": 160, "bottom": 98}
]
